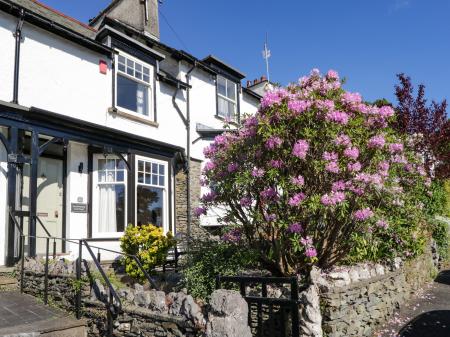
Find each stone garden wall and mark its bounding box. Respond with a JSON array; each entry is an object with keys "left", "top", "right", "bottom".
[
  {"left": 315, "top": 250, "right": 436, "bottom": 337},
  {"left": 18, "top": 258, "right": 250, "bottom": 337}
]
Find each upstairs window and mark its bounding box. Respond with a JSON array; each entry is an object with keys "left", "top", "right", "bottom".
[
  {"left": 116, "top": 54, "right": 153, "bottom": 119},
  {"left": 217, "top": 75, "right": 237, "bottom": 121}
]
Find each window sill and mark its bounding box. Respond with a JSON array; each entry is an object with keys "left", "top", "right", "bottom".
[
  {"left": 108, "top": 107, "right": 159, "bottom": 127},
  {"left": 215, "top": 114, "right": 239, "bottom": 126}
]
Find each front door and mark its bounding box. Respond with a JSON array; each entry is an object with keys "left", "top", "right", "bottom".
[{"left": 22, "top": 157, "right": 64, "bottom": 254}]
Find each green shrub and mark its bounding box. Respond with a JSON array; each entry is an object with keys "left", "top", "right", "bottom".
[
  {"left": 120, "top": 224, "right": 175, "bottom": 280},
  {"left": 182, "top": 240, "right": 258, "bottom": 300},
  {"left": 431, "top": 218, "right": 449, "bottom": 261}
]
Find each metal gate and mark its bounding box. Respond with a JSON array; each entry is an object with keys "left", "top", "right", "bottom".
[{"left": 216, "top": 275, "right": 306, "bottom": 337}]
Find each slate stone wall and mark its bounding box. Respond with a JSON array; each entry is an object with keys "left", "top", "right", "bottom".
[
  {"left": 318, "top": 251, "right": 436, "bottom": 337},
  {"left": 175, "top": 159, "right": 209, "bottom": 241}
]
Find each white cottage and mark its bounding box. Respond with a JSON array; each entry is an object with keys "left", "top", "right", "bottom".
[{"left": 0, "top": 0, "right": 261, "bottom": 266}]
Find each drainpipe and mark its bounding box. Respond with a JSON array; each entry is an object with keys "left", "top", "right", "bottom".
[{"left": 12, "top": 9, "right": 24, "bottom": 104}]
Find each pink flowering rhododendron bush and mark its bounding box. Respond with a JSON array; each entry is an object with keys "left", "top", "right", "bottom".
[{"left": 198, "top": 69, "right": 433, "bottom": 276}]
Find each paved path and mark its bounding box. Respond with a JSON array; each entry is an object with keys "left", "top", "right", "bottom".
[
  {"left": 374, "top": 269, "right": 450, "bottom": 337},
  {"left": 0, "top": 291, "right": 85, "bottom": 336}
]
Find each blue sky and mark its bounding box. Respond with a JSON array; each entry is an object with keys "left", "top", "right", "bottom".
[{"left": 43, "top": 0, "right": 450, "bottom": 104}]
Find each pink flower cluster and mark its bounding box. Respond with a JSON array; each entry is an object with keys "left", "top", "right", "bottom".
[
  {"left": 227, "top": 163, "right": 239, "bottom": 173},
  {"left": 270, "top": 159, "right": 284, "bottom": 168},
  {"left": 325, "top": 110, "right": 349, "bottom": 125},
  {"left": 265, "top": 136, "right": 283, "bottom": 149},
  {"left": 260, "top": 88, "right": 289, "bottom": 109},
  {"left": 341, "top": 92, "right": 362, "bottom": 105},
  {"left": 347, "top": 161, "right": 362, "bottom": 172},
  {"left": 239, "top": 196, "right": 252, "bottom": 207},
  {"left": 332, "top": 180, "right": 346, "bottom": 192},
  {"left": 344, "top": 147, "right": 359, "bottom": 160},
  {"left": 194, "top": 206, "right": 207, "bottom": 217},
  {"left": 323, "top": 151, "right": 338, "bottom": 161},
  {"left": 335, "top": 134, "right": 351, "bottom": 147},
  {"left": 289, "top": 193, "right": 306, "bottom": 207},
  {"left": 252, "top": 167, "right": 265, "bottom": 178},
  {"left": 287, "top": 222, "right": 303, "bottom": 234},
  {"left": 260, "top": 187, "right": 278, "bottom": 200},
  {"left": 353, "top": 208, "right": 374, "bottom": 221},
  {"left": 300, "top": 236, "right": 317, "bottom": 258},
  {"left": 221, "top": 228, "right": 242, "bottom": 243},
  {"left": 376, "top": 219, "right": 389, "bottom": 229},
  {"left": 291, "top": 175, "right": 305, "bottom": 186},
  {"left": 325, "top": 161, "right": 340, "bottom": 173},
  {"left": 292, "top": 140, "right": 309, "bottom": 159},
  {"left": 368, "top": 135, "right": 386, "bottom": 149},
  {"left": 321, "top": 191, "right": 346, "bottom": 206},
  {"left": 389, "top": 143, "right": 404, "bottom": 153},
  {"left": 288, "top": 100, "right": 312, "bottom": 114},
  {"left": 327, "top": 69, "right": 339, "bottom": 80}
]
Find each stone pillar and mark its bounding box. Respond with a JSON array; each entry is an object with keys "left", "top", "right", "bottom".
[
  {"left": 206, "top": 289, "right": 252, "bottom": 337},
  {"left": 299, "top": 268, "right": 323, "bottom": 337}
]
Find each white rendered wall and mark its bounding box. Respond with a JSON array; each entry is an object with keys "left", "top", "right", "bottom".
[
  {"left": 0, "top": 128, "right": 8, "bottom": 265},
  {"left": 66, "top": 142, "right": 89, "bottom": 256},
  {"left": 0, "top": 12, "right": 16, "bottom": 102}
]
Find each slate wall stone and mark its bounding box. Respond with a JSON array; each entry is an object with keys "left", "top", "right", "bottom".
[
  {"left": 319, "top": 251, "right": 436, "bottom": 337},
  {"left": 175, "top": 159, "right": 209, "bottom": 241}
]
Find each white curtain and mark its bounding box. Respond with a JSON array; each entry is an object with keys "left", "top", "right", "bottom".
[
  {"left": 98, "top": 185, "right": 117, "bottom": 233},
  {"left": 136, "top": 84, "right": 148, "bottom": 116},
  {"left": 218, "top": 97, "right": 228, "bottom": 118}
]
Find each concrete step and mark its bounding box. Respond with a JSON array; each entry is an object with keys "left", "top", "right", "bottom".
[{"left": 0, "top": 292, "right": 86, "bottom": 337}]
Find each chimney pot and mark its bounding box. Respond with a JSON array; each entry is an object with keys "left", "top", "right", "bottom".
[
  {"left": 261, "top": 75, "right": 267, "bottom": 81},
  {"left": 253, "top": 79, "right": 258, "bottom": 85},
  {"left": 247, "top": 80, "right": 252, "bottom": 87}
]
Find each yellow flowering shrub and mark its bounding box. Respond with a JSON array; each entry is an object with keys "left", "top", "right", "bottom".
[{"left": 120, "top": 224, "right": 175, "bottom": 280}]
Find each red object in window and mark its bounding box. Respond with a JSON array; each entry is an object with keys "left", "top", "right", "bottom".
[{"left": 99, "top": 60, "right": 108, "bottom": 74}]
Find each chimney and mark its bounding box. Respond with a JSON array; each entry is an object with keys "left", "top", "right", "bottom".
[
  {"left": 246, "top": 80, "right": 252, "bottom": 87},
  {"left": 94, "top": 0, "right": 160, "bottom": 40},
  {"left": 261, "top": 75, "right": 267, "bottom": 82}
]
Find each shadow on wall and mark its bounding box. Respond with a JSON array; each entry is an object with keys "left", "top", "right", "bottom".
[
  {"left": 434, "top": 270, "right": 450, "bottom": 286},
  {"left": 398, "top": 310, "right": 450, "bottom": 337}
]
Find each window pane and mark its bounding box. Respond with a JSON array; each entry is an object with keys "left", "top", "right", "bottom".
[
  {"left": 118, "top": 63, "right": 125, "bottom": 73},
  {"left": 106, "top": 171, "right": 115, "bottom": 182},
  {"left": 98, "top": 159, "right": 106, "bottom": 171},
  {"left": 117, "top": 75, "right": 149, "bottom": 116},
  {"left": 106, "top": 159, "right": 115, "bottom": 170},
  {"left": 152, "top": 175, "right": 158, "bottom": 185},
  {"left": 138, "top": 160, "right": 144, "bottom": 172},
  {"left": 117, "top": 160, "right": 126, "bottom": 170},
  {"left": 152, "top": 163, "right": 158, "bottom": 174},
  {"left": 227, "top": 80, "right": 236, "bottom": 100},
  {"left": 116, "top": 171, "right": 124, "bottom": 182},
  {"left": 159, "top": 164, "right": 165, "bottom": 176},
  {"left": 228, "top": 101, "right": 236, "bottom": 119},
  {"left": 118, "top": 55, "right": 125, "bottom": 65},
  {"left": 218, "top": 96, "right": 228, "bottom": 118},
  {"left": 145, "top": 174, "right": 151, "bottom": 185},
  {"left": 217, "top": 76, "right": 226, "bottom": 96},
  {"left": 145, "top": 162, "right": 151, "bottom": 173},
  {"left": 136, "top": 185, "right": 163, "bottom": 227},
  {"left": 135, "top": 63, "right": 142, "bottom": 80},
  {"left": 138, "top": 172, "right": 144, "bottom": 183},
  {"left": 158, "top": 176, "right": 164, "bottom": 186},
  {"left": 98, "top": 184, "right": 125, "bottom": 232},
  {"left": 98, "top": 171, "right": 106, "bottom": 182},
  {"left": 126, "top": 59, "right": 134, "bottom": 76}
]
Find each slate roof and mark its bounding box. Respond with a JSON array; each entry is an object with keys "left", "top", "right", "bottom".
[{"left": 3, "top": 0, "right": 96, "bottom": 37}]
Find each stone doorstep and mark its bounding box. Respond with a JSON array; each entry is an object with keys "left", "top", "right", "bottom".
[{"left": 0, "top": 276, "right": 16, "bottom": 286}]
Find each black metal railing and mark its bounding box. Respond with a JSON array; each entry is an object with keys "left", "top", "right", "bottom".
[
  {"left": 216, "top": 275, "right": 306, "bottom": 337},
  {"left": 9, "top": 210, "right": 159, "bottom": 337}
]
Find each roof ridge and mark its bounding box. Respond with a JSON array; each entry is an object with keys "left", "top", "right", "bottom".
[{"left": 30, "top": 0, "right": 97, "bottom": 32}]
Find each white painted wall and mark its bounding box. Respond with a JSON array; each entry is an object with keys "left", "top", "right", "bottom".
[
  {"left": 0, "top": 128, "right": 8, "bottom": 265},
  {"left": 66, "top": 142, "right": 89, "bottom": 256},
  {"left": 0, "top": 12, "right": 16, "bottom": 103}
]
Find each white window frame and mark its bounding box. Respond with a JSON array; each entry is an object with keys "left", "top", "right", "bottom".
[
  {"left": 115, "top": 51, "right": 154, "bottom": 121},
  {"left": 135, "top": 156, "right": 169, "bottom": 234},
  {"left": 217, "top": 75, "right": 238, "bottom": 121},
  {"left": 92, "top": 154, "right": 128, "bottom": 238}
]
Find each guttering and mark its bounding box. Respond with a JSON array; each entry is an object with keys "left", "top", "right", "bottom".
[
  {"left": 0, "top": 0, "right": 113, "bottom": 55},
  {"left": 12, "top": 8, "right": 24, "bottom": 104}
]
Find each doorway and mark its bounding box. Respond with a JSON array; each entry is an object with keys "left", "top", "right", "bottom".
[{"left": 22, "top": 157, "right": 64, "bottom": 255}]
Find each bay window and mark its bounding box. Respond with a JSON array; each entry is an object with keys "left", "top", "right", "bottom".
[
  {"left": 136, "top": 157, "right": 167, "bottom": 230},
  {"left": 92, "top": 155, "right": 127, "bottom": 236}
]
